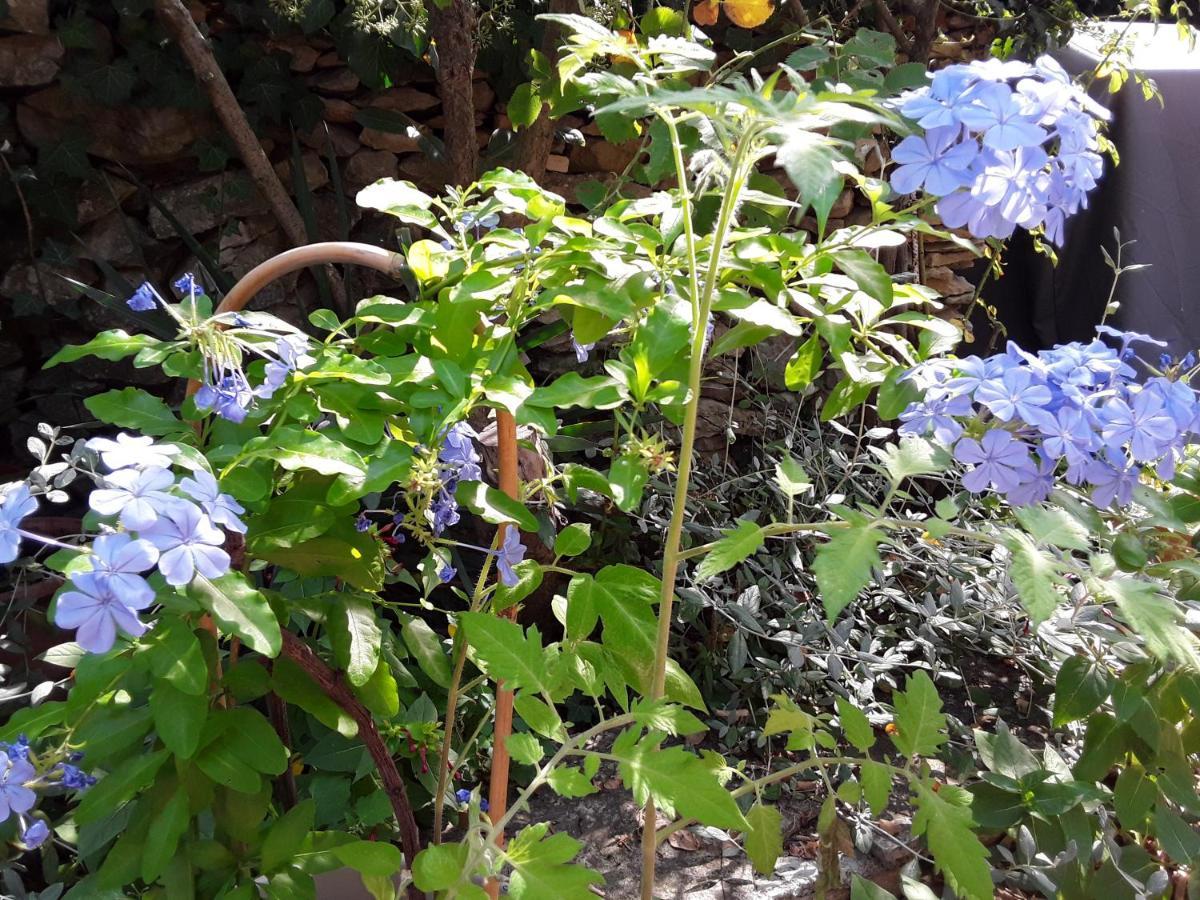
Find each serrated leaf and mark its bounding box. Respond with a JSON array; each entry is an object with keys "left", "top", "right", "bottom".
[
  {"left": 611, "top": 736, "right": 748, "bottom": 830},
  {"left": 1014, "top": 505, "right": 1090, "bottom": 551},
  {"left": 744, "top": 802, "right": 783, "bottom": 874},
  {"left": 459, "top": 613, "right": 548, "bottom": 692},
  {"left": 873, "top": 436, "right": 951, "bottom": 484},
  {"left": 835, "top": 697, "right": 874, "bottom": 752},
  {"left": 506, "top": 733, "right": 544, "bottom": 766},
  {"left": 890, "top": 671, "right": 946, "bottom": 758},
  {"left": 775, "top": 456, "right": 811, "bottom": 496},
  {"left": 1094, "top": 575, "right": 1200, "bottom": 667},
  {"left": 912, "top": 783, "right": 992, "bottom": 900},
  {"left": 813, "top": 520, "right": 883, "bottom": 621},
  {"left": 695, "top": 520, "right": 764, "bottom": 581},
  {"left": 1007, "top": 533, "right": 1064, "bottom": 625}
]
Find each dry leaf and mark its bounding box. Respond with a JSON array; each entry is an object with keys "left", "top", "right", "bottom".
[
  {"left": 692, "top": 0, "right": 720, "bottom": 25},
  {"left": 724, "top": 0, "right": 774, "bottom": 27},
  {"left": 667, "top": 829, "right": 703, "bottom": 851}
]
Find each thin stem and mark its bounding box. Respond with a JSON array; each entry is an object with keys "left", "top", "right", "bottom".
[{"left": 640, "top": 125, "right": 758, "bottom": 900}]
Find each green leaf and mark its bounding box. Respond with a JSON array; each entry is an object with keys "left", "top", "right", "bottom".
[
  {"left": 332, "top": 840, "right": 404, "bottom": 876},
  {"left": 832, "top": 249, "right": 893, "bottom": 305},
  {"left": 243, "top": 426, "right": 367, "bottom": 480},
  {"left": 85, "top": 388, "right": 186, "bottom": 438},
  {"left": 150, "top": 679, "right": 208, "bottom": 758},
  {"left": 554, "top": 523, "right": 592, "bottom": 557},
  {"left": 876, "top": 368, "right": 920, "bottom": 421},
  {"left": 1053, "top": 656, "right": 1112, "bottom": 726},
  {"left": 1007, "top": 533, "right": 1064, "bottom": 625},
  {"left": 190, "top": 573, "right": 282, "bottom": 658},
  {"left": 507, "top": 733, "right": 545, "bottom": 766},
  {"left": 850, "top": 874, "right": 898, "bottom": 899},
  {"left": 263, "top": 800, "right": 316, "bottom": 873},
  {"left": 1071, "top": 713, "right": 1127, "bottom": 782},
  {"left": 328, "top": 593, "right": 381, "bottom": 687},
  {"left": 528, "top": 373, "right": 624, "bottom": 410},
  {"left": 459, "top": 613, "right": 548, "bottom": 692},
  {"left": 455, "top": 481, "right": 539, "bottom": 532},
  {"left": 508, "top": 82, "right": 542, "bottom": 129},
  {"left": 1154, "top": 804, "right": 1200, "bottom": 863},
  {"left": 785, "top": 335, "right": 824, "bottom": 390},
  {"left": 744, "top": 802, "right": 783, "bottom": 875},
  {"left": 546, "top": 765, "right": 595, "bottom": 798},
  {"left": 1014, "top": 505, "right": 1091, "bottom": 551},
  {"left": 401, "top": 617, "right": 452, "bottom": 688},
  {"left": 412, "top": 843, "right": 468, "bottom": 892},
  {"left": 76, "top": 749, "right": 169, "bottom": 825},
  {"left": 775, "top": 134, "right": 843, "bottom": 230},
  {"left": 874, "top": 436, "right": 951, "bottom": 484},
  {"left": 860, "top": 761, "right": 891, "bottom": 816},
  {"left": 890, "top": 671, "right": 947, "bottom": 758},
  {"left": 507, "top": 828, "right": 603, "bottom": 897},
  {"left": 273, "top": 657, "right": 358, "bottom": 739},
  {"left": 611, "top": 736, "right": 748, "bottom": 830},
  {"left": 695, "top": 520, "right": 764, "bottom": 581},
  {"left": 775, "top": 456, "right": 811, "bottom": 496},
  {"left": 835, "top": 697, "right": 875, "bottom": 752},
  {"left": 911, "top": 783, "right": 992, "bottom": 900},
  {"left": 46, "top": 330, "right": 164, "bottom": 368},
  {"left": 206, "top": 707, "right": 289, "bottom": 775},
  {"left": 255, "top": 522, "right": 385, "bottom": 592},
  {"left": 144, "top": 619, "right": 208, "bottom": 695},
  {"left": 607, "top": 454, "right": 649, "bottom": 513},
  {"left": 1113, "top": 764, "right": 1157, "bottom": 829},
  {"left": 140, "top": 789, "right": 190, "bottom": 883},
  {"left": 813, "top": 519, "right": 883, "bottom": 620},
  {"left": 244, "top": 477, "right": 346, "bottom": 550},
  {"left": 1095, "top": 575, "right": 1200, "bottom": 667}
]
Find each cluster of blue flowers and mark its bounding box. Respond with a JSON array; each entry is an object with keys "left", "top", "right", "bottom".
[
  {"left": 900, "top": 328, "right": 1199, "bottom": 507},
  {"left": 0, "top": 736, "right": 94, "bottom": 850},
  {"left": 891, "top": 56, "right": 1109, "bottom": 244},
  {"left": 424, "top": 422, "right": 525, "bottom": 587},
  {"left": 0, "top": 432, "right": 245, "bottom": 654},
  {"left": 127, "top": 275, "right": 315, "bottom": 424}
]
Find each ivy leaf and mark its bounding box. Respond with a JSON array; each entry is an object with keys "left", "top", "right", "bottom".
[
  {"left": 695, "top": 520, "right": 764, "bottom": 581},
  {"left": 1014, "top": 505, "right": 1091, "bottom": 551},
  {"left": 911, "top": 783, "right": 991, "bottom": 900},
  {"left": 46, "top": 331, "right": 164, "bottom": 368},
  {"left": 744, "top": 802, "right": 783, "bottom": 874},
  {"left": 328, "top": 593, "right": 382, "bottom": 687},
  {"left": 813, "top": 518, "right": 883, "bottom": 621},
  {"left": 546, "top": 766, "right": 596, "bottom": 797},
  {"left": 455, "top": 481, "right": 539, "bottom": 532},
  {"left": 507, "top": 827, "right": 603, "bottom": 897},
  {"left": 1053, "top": 656, "right": 1112, "bottom": 726},
  {"left": 85, "top": 388, "right": 187, "bottom": 439},
  {"left": 890, "top": 671, "right": 947, "bottom": 759},
  {"left": 189, "top": 573, "right": 281, "bottom": 658},
  {"left": 459, "top": 612, "right": 548, "bottom": 692},
  {"left": 1006, "top": 532, "right": 1065, "bottom": 625}
]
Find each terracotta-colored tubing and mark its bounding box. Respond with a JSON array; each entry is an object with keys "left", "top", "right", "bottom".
[
  {"left": 487, "top": 409, "right": 521, "bottom": 898},
  {"left": 185, "top": 242, "right": 407, "bottom": 397}
]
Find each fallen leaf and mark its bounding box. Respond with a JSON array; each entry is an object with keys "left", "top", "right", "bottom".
[
  {"left": 692, "top": 0, "right": 720, "bottom": 25},
  {"left": 724, "top": 0, "right": 774, "bottom": 27},
  {"left": 668, "top": 829, "right": 703, "bottom": 851}
]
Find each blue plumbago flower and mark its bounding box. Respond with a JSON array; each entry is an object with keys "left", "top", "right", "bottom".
[
  {"left": 0, "top": 751, "right": 36, "bottom": 823},
  {"left": 86, "top": 433, "right": 178, "bottom": 472},
  {"left": 254, "top": 336, "right": 315, "bottom": 400},
  {"left": 457, "top": 211, "right": 500, "bottom": 235},
  {"left": 429, "top": 491, "right": 461, "bottom": 536},
  {"left": 0, "top": 484, "right": 38, "bottom": 565},
  {"left": 173, "top": 273, "right": 204, "bottom": 297},
  {"left": 56, "top": 762, "right": 95, "bottom": 791},
  {"left": 0, "top": 737, "right": 30, "bottom": 762},
  {"left": 20, "top": 819, "right": 49, "bottom": 849},
  {"left": 440, "top": 423, "right": 482, "bottom": 483},
  {"left": 455, "top": 788, "right": 489, "bottom": 812},
  {"left": 88, "top": 466, "right": 177, "bottom": 531},
  {"left": 179, "top": 470, "right": 246, "bottom": 534},
  {"left": 495, "top": 527, "right": 526, "bottom": 588},
  {"left": 55, "top": 570, "right": 151, "bottom": 652},
  {"left": 900, "top": 327, "right": 1200, "bottom": 508},
  {"left": 86, "top": 534, "right": 158, "bottom": 608},
  {"left": 127, "top": 282, "right": 158, "bottom": 312},
  {"left": 892, "top": 56, "right": 1107, "bottom": 245},
  {"left": 194, "top": 369, "right": 254, "bottom": 424},
  {"left": 141, "top": 502, "right": 230, "bottom": 586},
  {"left": 439, "top": 564, "right": 457, "bottom": 584},
  {"left": 355, "top": 513, "right": 371, "bottom": 533},
  {"left": 572, "top": 339, "right": 595, "bottom": 364}
]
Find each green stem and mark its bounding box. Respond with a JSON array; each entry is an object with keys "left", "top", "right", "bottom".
[{"left": 640, "top": 123, "right": 757, "bottom": 900}]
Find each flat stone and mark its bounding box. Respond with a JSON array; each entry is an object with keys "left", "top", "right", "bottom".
[
  {"left": 0, "top": 34, "right": 62, "bottom": 86},
  {"left": 77, "top": 210, "right": 153, "bottom": 267},
  {"left": 1, "top": 258, "right": 99, "bottom": 313},
  {"left": 146, "top": 172, "right": 266, "bottom": 238},
  {"left": 569, "top": 138, "right": 642, "bottom": 174},
  {"left": 923, "top": 265, "right": 974, "bottom": 297},
  {"left": 321, "top": 97, "right": 358, "bottom": 124},
  {"left": 344, "top": 149, "right": 398, "bottom": 188},
  {"left": 0, "top": 0, "right": 49, "bottom": 34},
  {"left": 273, "top": 150, "right": 329, "bottom": 192},
  {"left": 359, "top": 126, "right": 422, "bottom": 154},
  {"left": 473, "top": 80, "right": 495, "bottom": 112},
  {"left": 366, "top": 86, "right": 440, "bottom": 114},
  {"left": 308, "top": 67, "right": 359, "bottom": 95},
  {"left": 18, "top": 87, "right": 209, "bottom": 166},
  {"left": 75, "top": 176, "right": 136, "bottom": 226},
  {"left": 298, "top": 122, "right": 359, "bottom": 157}
]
